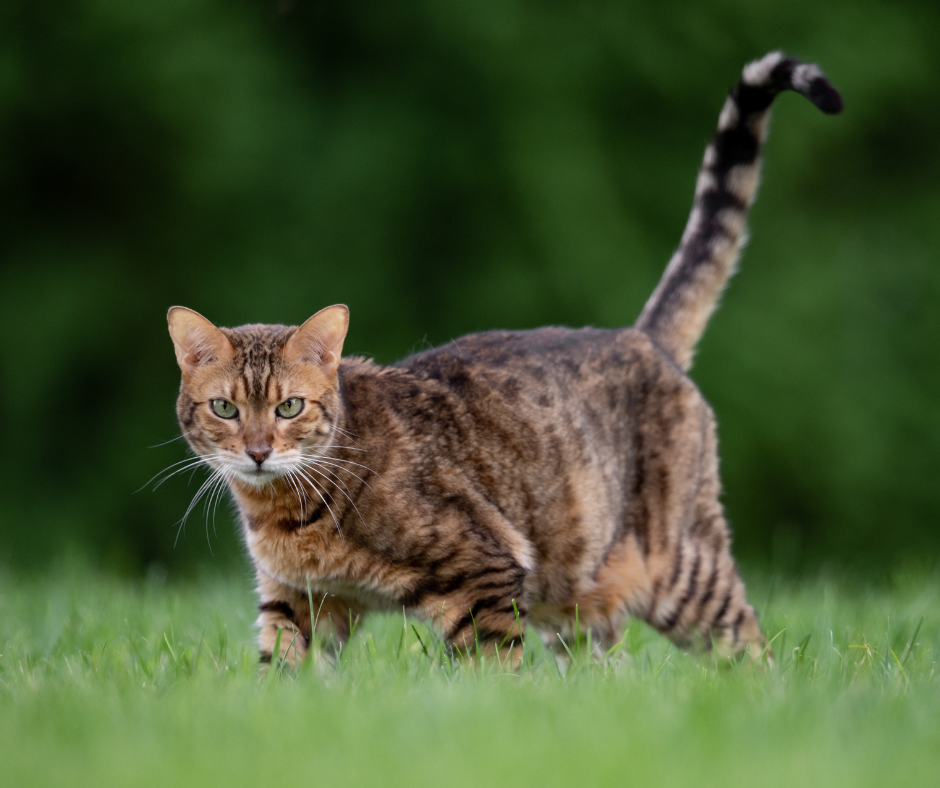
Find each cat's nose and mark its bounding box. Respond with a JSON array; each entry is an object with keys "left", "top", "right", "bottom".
[{"left": 246, "top": 447, "right": 272, "bottom": 467}]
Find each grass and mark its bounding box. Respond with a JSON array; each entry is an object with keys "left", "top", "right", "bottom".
[{"left": 1, "top": 565, "right": 938, "bottom": 787}]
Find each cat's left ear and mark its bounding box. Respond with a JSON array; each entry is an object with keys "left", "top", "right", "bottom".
[{"left": 284, "top": 304, "right": 349, "bottom": 374}]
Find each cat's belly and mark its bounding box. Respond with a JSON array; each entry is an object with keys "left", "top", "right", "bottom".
[
  {"left": 304, "top": 579, "right": 400, "bottom": 613},
  {"left": 526, "top": 531, "right": 653, "bottom": 631}
]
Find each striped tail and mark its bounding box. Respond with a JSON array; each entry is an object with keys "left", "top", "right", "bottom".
[{"left": 635, "top": 52, "right": 843, "bottom": 370}]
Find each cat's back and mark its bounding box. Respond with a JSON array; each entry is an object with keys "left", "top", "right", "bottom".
[
  {"left": 340, "top": 324, "right": 703, "bottom": 459},
  {"left": 395, "top": 324, "right": 693, "bottom": 410}
]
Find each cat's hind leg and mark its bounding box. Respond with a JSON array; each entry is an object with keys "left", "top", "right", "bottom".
[
  {"left": 436, "top": 570, "right": 529, "bottom": 665},
  {"left": 646, "top": 493, "right": 768, "bottom": 661}
]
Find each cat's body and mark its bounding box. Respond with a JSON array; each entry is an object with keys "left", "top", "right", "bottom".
[
  {"left": 169, "top": 52, "right": 842, "bottom": 665},
  {"left": 234, "top": 325, "right": 736, "bottom": 657}
]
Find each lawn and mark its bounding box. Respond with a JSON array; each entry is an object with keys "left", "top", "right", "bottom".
[{"left": 1, "top": 565, "right": 937, "bottom": 787}]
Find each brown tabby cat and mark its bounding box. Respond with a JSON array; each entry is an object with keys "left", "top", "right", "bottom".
[{"left": 168, "top": 52, "right": 842, "bottom": 666}]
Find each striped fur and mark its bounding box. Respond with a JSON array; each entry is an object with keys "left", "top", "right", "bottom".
[
  {"left": 168, "top": 52, "right": 841, "bottom": 669},
  {"left": 636, "top": 52, "right": 843, "bottom": 370}
]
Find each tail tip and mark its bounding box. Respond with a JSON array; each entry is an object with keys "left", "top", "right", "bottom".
[
  {"left": 807, "top": 78, "right": 844, "bottom": 114},
  {"left": 744, "top": 51, "right": 845, "bottom": 115},
  {"left": 781, "top": 57, "right": 844, "bottom": 115}
]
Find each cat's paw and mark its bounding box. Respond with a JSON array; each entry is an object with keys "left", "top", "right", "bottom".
[{"left": 258, "top": 624, "right": 308, "bottom": 670}]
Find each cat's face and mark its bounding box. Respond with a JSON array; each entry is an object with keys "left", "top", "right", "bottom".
[{"left": 168, "top": 305, "right": 349, "bottom": 488}]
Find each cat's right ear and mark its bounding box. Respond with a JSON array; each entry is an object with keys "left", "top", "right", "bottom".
[{"left": 167, "top": 307, "right": 233, "bottom": 376}]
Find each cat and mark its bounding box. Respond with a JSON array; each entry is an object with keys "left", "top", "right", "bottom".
[{"left": 168, "top": 51, "right": 842, "bottom": 666}]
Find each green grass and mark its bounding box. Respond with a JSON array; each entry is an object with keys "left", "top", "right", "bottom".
[{"left": 1, "top": 566, "right": 938, "bottom": 787}]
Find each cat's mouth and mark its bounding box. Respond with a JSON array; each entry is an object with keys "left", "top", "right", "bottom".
[
  {"left": 222, "top": 455, "right": 303, "bottom": 487},
  {"left": 233, "top": 465, "right": 281, "bottom": 486}
]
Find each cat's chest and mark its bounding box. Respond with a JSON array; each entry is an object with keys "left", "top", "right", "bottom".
[
  {"left": 241, "top": 513, "right": 414, "bottom": 605},
  {"left": 243, "top": 516, "right": 352, "bottom": 585}
]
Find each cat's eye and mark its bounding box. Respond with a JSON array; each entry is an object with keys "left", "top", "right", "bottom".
[
  {"left": 211, "top": 399, "right": 238, "bottom": 419},
  {"left": 276, "top": 398, "right": 303, "bottom": 419}
]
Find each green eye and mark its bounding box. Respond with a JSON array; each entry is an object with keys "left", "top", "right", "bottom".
[
  {"left": 211, "top": 399, "right": 238, "bottom": 419},
  {"left": 276, "top": 398, "right": 303, "bottom": 419}
]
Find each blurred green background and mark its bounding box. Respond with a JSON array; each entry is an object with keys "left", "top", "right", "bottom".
[{"left": 1, "top": 0, "right": 937, "bottom": 575}]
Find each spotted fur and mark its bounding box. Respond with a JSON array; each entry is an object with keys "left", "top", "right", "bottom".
[{"left": 168, "top": 52, "right": 842, "bottom": 666}]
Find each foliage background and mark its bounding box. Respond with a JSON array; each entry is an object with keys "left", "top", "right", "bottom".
[{"left": 1, "top": 0, "right": 938, "bottom": 575}]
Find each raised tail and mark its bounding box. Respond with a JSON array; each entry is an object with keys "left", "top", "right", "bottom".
[{"left": 635, "top": 52, "right": 843, "bottom": 370}]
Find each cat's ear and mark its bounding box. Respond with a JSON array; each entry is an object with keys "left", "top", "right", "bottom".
[
  {"left": 167, "top": 307, "right": 234, "bottom": 375},
  {"left": 284, "top": 304, "right": 349, "bottom": 374}
]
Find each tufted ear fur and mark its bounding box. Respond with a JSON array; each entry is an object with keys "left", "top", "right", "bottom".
[
  {"left": 283, "top": 304, "right": 349, "bottom": 374},
  {"left": 167, "top": 306, "right": 234, "bottom": 376}
]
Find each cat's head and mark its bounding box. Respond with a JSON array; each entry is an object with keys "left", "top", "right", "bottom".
[{"left": 168, "top": 304, "right": 348, "bottom": 488}]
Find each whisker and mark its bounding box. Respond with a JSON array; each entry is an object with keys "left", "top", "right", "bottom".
[
  {"left": 307, "top": 453, "right": 378, "bottom": 478},
  {"left": 183, "top": 470, "right": 221, "bottom": 525},
  {"left": 301, "top": 464, "right": 374, "bottom": 500},
  {"left": 284, "top": 471, "right": 304, "bottom": 522},
  {"left": 302, "top": 457, "right": 376, "bottom": 491},
  {"left": 297, "top": 463, "right": 364, "bottom": 525},
  {"left": 317, "top": 442, "right": 368, "bottom": 453},
  {"left": 175, "top": 469, "right": 222, "bottom": 547},
  {"left": 156, "top": 449, "right": 212, "bottom": 468},
  {"left": 147, "top": 431, "right": 195, "bottom": 449},
  {"left": 329, "top": 426, "right": 364, "bottom": 450},
  {"left": 214, "top": 468, "right": 233, "bottom": 533},
  {"left": 137, "top": 453, "right": 214, "bottom": 493},
  {"left": 152, "top": 459, "right": 214, "bottom": 491},
  {"left": 299, "top": 470, "right": 343, "bottom": 538},
  {"left": 283, "top": 470, "right": 306, "bottom": 524},
  {"left": 293, "top": 465, "right": 338, "bottom": 516},
  {"left": 300, "top": 459, "right": 354, "bottom": 497},
  {"left": 204, "top": 467, "right": 233, "bottom": 551},
  {"left": 299, "top": 461, "right": 368, "bottom": 496},
  {"left": 201, "top": 474, "right": 223, "bottom": 556},
  {"left": 298, "top": 457, "right": 373, "bottom": 492}
]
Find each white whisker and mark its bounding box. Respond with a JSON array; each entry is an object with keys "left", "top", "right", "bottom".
[
  {"left": 317, "top": 442, "right": 368, "bottom": 453},
  {"left": 154, "top": 459, "right": 212, "bottom": 489},
  {"left": 293, "top": 466, "right": 343, "bottom": 537},
  {"left": 308, "top": 452, "right": 378, "bottom": 477},
  {"left": 298, "top": 463, "right": 364, "bottom": 525},
  {"left": 138, "top": 453, "right": 215, "bottom": 493},
  {"left": 303, "top": 456, "right": 376, "bottom": 491},
  {"left": 329, "top": 426, "right": 364, "bottom": 451},
  {"left": 147, "top": 431, "right": 196, "bottom": 449},
  {"left": 175, "top": 468, "right": 223, "bottom": 547},
  {"left": 283, "top": 470, "right": 307, "bottom": 525},
  {"left": 217, "top": 469, "right": 234, "bottom": 525},
  {"left": 293, "top": 466, "right": 337, "bottom": 513},
  {"left": 300, "top": 459, "right": 353, "bottom": 496},
  {"left": 201, "top": 473, "right": 226, "bottom": 556},
  {"left": 298, "top": 457, "right": 371, "bottom": 495},
  {"left": 205, "top": 467, "right": 233, "bottom": 550}
]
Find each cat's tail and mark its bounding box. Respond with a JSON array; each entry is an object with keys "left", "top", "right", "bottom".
[{"left": 635, "top": 52, "right": 842, "bottom": 370}]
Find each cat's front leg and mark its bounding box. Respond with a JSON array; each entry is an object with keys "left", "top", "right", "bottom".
[
  {"left": 255, "top": 572, "right": 311, "bottom": 667},
  {"left": 304, "top": 591, "right": 366, "bottom": 657},
  {"left": 255, "top": 571, "right": 366, "bottom": 667}
]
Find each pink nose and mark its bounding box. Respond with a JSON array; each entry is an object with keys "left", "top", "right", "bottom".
[{"left": 246, "top": 448, "right": 271, "bottom": 466}]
